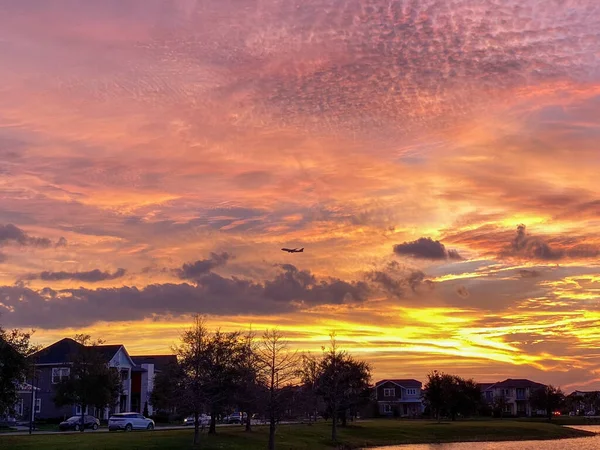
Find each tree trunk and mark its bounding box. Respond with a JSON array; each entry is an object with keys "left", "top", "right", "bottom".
[
  {"left": 341, "top": 410, "right": 347, "bottom": 427},
  {"left": 193, "top": 411, "right": 200, "bottom": 445},
  {"left": 268, "top": 415, "right": 276, "bottom": 450},
  {"left": 80, "top": 405, "right": 86, "bottom": 432},
  {"left": 331, "top": 405, "right": 337, "bottom": 442},
  {"left": 245, "top": 411, "right": 252, "bottom": 432},
  {"left": 209, "top": 409, "right": 217, "bottom": 434}
]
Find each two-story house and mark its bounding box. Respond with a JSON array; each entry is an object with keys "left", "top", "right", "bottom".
[
  {"left": 480, "top": 378, "right": 546, "bottom": 417},
  {"left": 375, "top": 379, "right": 424, "bottom": 417},
  {"left": 29, "top": 338, "right": 138, "bottom": 420},
  {"left": 130, "top": 355, "right": 178, "bottom": 416}
]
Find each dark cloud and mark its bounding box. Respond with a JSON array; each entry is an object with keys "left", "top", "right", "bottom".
[
  {"left": 24, "top": 268, "right": 127, "bottom": 283},
  {"left": 456, "top": 286, "right": 470, "bottom": 298},
  {"left": 394, "top": 237, "right": 462, "bottom": 261},
  {"left": 367, "top": 261, "right": 433, "bottom": 297},
  {"left": 175, "top": 252, "right": 232, "bottom": 281},
  {"left": 510, "top": 224, "right": 562, "bottom": 260},
  {"left": 519, "top": 269, "right": 541, "bottom": 279},
  {"left": 0, "top": 264, "right": 371, "bottom": 329},
  {"left": 55, "top": 237, "right": 68, "bottom": 247},
  {"left": 0, "top": 223, "right": 57, "bottom": 248}
]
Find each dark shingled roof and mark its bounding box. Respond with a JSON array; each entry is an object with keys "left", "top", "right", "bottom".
[
  {"left": 131, "top": 355, "right": 178, "bottom": 372},
  {"left": 494, "top": 379, "right": 546, "bottom": 389},
  {"left": 376, "top": 379, "right": 422, "bottom": 389},
  {"left": 477, "top": 383, "right": 496, "bottom": 392},
  {"left": 30, "top": 338, "right": 123, "bottom": 364}
]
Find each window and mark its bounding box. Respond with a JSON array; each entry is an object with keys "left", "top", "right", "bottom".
[
  {"left": 52, "top": 367, "right": 70, "bottom": 384},
  {"left": 503, "top": 404, "right": 512, "bottom": 413},
  {"left": 15, "top": 398, "right": 24, "bottom": 416},
  {"left": 35, "top": 398, "right": 41, "bottom": 413},
  {"left": 503, "top": 389, "right": 511, "bottom": 397},
  {"left": 75, "top": 405, "right": 89, "bottom": 415},
  {"left": 121, "top": 370, "right": 129, "bottom": 381},
  {"left": 383, "top": 388, "right": 395, "bottom": 397},
  {"left": 406, "top": 388, "right": 417, "bottom": 395},
  {"left": 383, "top": 404, "right": 393, "bottom": 413}
]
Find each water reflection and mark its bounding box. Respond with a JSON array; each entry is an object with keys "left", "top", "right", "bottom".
[{"left": 367, "top": 426, "right": 600, "bottom": 450}]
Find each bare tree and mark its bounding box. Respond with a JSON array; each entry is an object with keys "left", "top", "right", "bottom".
[
  {"left": 174, "top": 315, "right": 209, "bottom": 446},
  {"left": 298, "top": 352, "right": 320, "bottom": 425},
  {"left": 257, "top": 329, "right": 299, "bottom": 450}
]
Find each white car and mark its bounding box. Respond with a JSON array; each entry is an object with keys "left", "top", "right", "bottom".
[
  {"left": 183, "top": 414, "right": 211, "bottom": 426},
  {"left": 108, "top": 412, "right": 155, "bottom": 431}
]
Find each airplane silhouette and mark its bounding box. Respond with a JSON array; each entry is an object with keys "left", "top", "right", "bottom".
[{"left": 281, "top": 248, "right": 304, "bottom": 253}]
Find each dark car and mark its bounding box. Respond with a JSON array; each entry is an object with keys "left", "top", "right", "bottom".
[{"left": 59, "top": 415, "right": 100, "bottom": 431}]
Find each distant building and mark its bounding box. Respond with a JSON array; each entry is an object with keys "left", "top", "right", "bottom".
[
  {"left": 374, "top": 379, "right": 424, "bottom": 417},
  {"left": 480, "top": 378, "right": 546, "bottom": 417},
  {"left": 28, "top": 338, "right": 176, "bottom": 420}
]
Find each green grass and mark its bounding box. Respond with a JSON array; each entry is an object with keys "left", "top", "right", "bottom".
[{"left": 0, "top": 419, "right": 595, "bottom": 450}]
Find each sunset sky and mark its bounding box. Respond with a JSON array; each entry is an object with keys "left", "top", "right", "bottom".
[{"left": 1, "top": 0, "right": 599, "bottom": 390}]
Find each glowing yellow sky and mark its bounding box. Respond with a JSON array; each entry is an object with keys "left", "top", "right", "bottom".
[{"left": 1, "top": 0, "right": 600, "bottom": 391}]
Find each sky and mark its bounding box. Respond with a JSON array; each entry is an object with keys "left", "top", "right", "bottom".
[{"left": 0, "top": 0, "right": 599, "bottom": 391}]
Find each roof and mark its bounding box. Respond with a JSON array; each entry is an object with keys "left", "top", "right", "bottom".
[
  {"left": 477, "top": 383, "right": 496, "bottom": 392},
  {"left": 30, "top": 338, "right": 124, "bottom": 365},
  {"left": 493, "top": 379, "right": 546, "bottom": 389},
  {"left": 375, "top": 379, "right": 422, "bottom": 389},
  {"left": 131, "top": 355, "right": 178, "bottom": 372},
  {"left": 30, "top": 338, "right": 85, "bottom": 364},
  {"left": 93, "top": 345, "right": 125, "bottom": 363}
]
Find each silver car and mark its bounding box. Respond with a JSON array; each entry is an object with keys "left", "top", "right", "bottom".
[{"left": 108, "top": 412, "right": 155, "bottom": 431}]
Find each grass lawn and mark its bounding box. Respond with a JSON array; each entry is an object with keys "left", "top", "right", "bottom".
[{"left": 0, "top": 419, "right": 595, "bottom": 450}]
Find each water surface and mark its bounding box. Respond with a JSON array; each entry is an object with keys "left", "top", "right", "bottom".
[{"left": 367, "top": 426, "right": 600, "bottom": 450}]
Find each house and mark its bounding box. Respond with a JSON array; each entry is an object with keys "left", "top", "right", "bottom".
[
  {"left": 480, "top": 379, "right": 546, "bottom": 417},
  {"left": 375, "top": 379, "right": 423, "bottom": 417},
  {"left": 130, "top": 355, "right": 178, "bottom": 416},
  {"left": 29, "top": 338, "right": 137, "bottom": 420},
  {"left": 566, "top": 390, "right": 600, "bottom": 415}
]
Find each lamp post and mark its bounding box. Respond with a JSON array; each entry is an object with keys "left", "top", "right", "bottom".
[{"left": 28, "top": 369, "right": 37, "bottom": 435}]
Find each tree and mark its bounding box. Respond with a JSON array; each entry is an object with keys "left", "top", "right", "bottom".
[
  {"left": 298, "top": 352, "right": 320, "bottom": 425},
  {"left": 143, "top": 401, "right": 149, "bottom": 417},
  {"left": 493, "top": 393, "right": 508, "bottom": 419},
  {"left": 315, "top": 334, "right": 371, "bottom": 442},
  {"left": 53, "top": 334, "right": 122, "bottom": 432},
  {"left": 530, "top": 385, "right": 565, "bottom": 420},
  {"left": 423, "top": 371, "right": 482, "bottom": 421},
  {"left": 235, "top": 330, "right": 262, "bottom": 432},
  {"left": 257, "top": 329, "right": 299, "bottom": 450},
  {"left": 0, "top": 327, "right": 38, "bottom": 417},
  {"left": 423, "top": 371, "right": 444, "bottom": 422},
  {"left": 150, "top": 360, "right": 183, "bottom": 416},
  {"left": 175, "top": 315, "right": 249, "bottom": 445}
]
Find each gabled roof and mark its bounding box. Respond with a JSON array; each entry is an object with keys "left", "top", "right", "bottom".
[
  {"left": 375, "top": 379, "right": 422, "bottom": 389},
  {"left": 94, "top": 345, "right": 126, "bottom": 364},
  {"left": 30, "top": 338, "right": 84, "bottom": 364},
  {"left": 131, "top": 355, "right": 178, "bottom": 372},
  {"left": 30, "top": 338, "right": 125, "bottom": 365},
  {"left": 493, "top": 379, "right": 546, "bottom": 389},
  {"left": 477, "top": 383, "right": 496, "bottom": 392}
]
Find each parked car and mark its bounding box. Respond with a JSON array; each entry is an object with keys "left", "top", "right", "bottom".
[
  {"left": 108, "top": 412, "right": 155, "bottom": 431},
  {"left": 183, "top": 414, "right": 211, "bottom": 426},
  {"left": 223, "top": 412, "right": 246, "bottom": 424},
  {"left": 59, "top": 415, "right": 100, "bottom": 431}
]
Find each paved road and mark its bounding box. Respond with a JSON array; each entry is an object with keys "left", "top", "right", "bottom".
[{"left": 3, "top": 421, "right": 285, "bottom": 437}]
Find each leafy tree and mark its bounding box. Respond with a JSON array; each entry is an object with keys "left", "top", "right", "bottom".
[
  {"left": 257, "top": 329, "right": 299, "bottom": 450},
  {"left": 53, "top": 334, "right": 122, "bottom": 432},
  {"left": 423, "top": 371, "right": 444, "bottom": 422},
  {"left": 175, "top": 315, "right": 249, "bottom": 445},
  {"left": 423, "top": 371, "right": 481, "bottom": 421},
  {"left": 315, "top": 334, "right": 371, "bottom": 442},
  {"left": 143, "top": 401, "right": 149, "bottom": 417},
  {"left": 149, "top": 360, "right": 183, "bottom": 416},
  {"left": 530, "top": 385, "right": 565, "bottom": 420},
  {"left": 0, "top": 327, "right": 38, "bottom": 417},
  {"left": 493, "top": 393, "right": 508, "bottom": 419}
]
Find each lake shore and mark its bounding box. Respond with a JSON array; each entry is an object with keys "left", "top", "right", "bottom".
[{"left": 0, "top": 419, "right": 596, "bottom": 450}]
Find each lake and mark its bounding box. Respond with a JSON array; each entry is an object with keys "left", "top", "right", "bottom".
[{"left": 367, "top": 426, "right": 600, "bottom": 450}]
